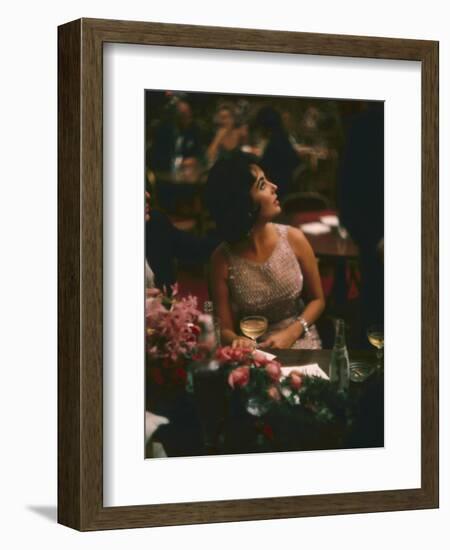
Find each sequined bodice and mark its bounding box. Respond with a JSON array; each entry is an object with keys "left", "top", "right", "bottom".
[{"left": 223, "top": 224, "right": 303, "bottom": 327}]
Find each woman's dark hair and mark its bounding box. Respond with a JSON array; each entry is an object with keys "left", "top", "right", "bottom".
[{"left": 205, "top": 152, "right": 260, "bottom": 244}]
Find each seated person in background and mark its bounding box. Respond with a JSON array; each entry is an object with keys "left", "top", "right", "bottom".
[
  {"left": 252, "top": 106, "right": 301, "bottom": 200},
  {"left": 206, "top": 153, "right": 324, "bottom": 350},
  {"left": 145, "top": 191, "right": 220, "bottom": 291},
  {"left": 337, "top": 102, "right": 384, "bottom": 346},
  {"left": 150, "top": 98, "right": 205, "bottom": 172},
  {"left": 207, "top": 102, "right": 248, "bottom": 165}
]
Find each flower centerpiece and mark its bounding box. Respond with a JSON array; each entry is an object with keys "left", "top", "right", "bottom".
[
  {"left": 216, "top": 344, "right": 355, "bottom": 451},
  {"left": 216, "top": 346, "right": 284, "bottom": 417}
]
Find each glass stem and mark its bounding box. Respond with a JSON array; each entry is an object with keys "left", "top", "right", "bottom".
[{"left": 376, "top": 348, "right": 383, "bottom": 367}]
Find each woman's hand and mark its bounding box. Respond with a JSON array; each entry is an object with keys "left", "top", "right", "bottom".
[
  {"left": 231, "top": 336, "right": 256, "bottom": 350},
  {"left": 258, "top": 325, "right": 301, "bottom": 350},
  {"left": 212, "top": 126, "right": 228, "bottom": 146}
]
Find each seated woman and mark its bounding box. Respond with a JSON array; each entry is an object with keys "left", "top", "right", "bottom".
[
  {"left": 206, "top": 153, "right": 324, "bottom": 350},
  {"left": 206, "top": 102, "right": 247, "bottom": 165}
]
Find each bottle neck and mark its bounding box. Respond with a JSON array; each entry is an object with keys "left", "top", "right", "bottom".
[
  {"left": 203, "top": 301, "right": 214, "bottom": 315},
  {"left": 334, "top": 319, "right": 346, "bottom": 348}
]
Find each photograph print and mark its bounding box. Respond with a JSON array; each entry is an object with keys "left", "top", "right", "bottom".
[{"left": 144, "top": 89, "right": 384, "bottom": 459}]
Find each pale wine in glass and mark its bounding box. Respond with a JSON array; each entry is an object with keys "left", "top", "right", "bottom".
[
  {"left": 240, "top": 316, "right": 268, "bottom": 346},
  {"left": 367, "top": 325, "right": 384, "bottom": 368}
]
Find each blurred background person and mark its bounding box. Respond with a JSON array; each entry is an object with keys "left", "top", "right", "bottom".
[
  {"left": 150, "top": 96, "right": 205, "bottom": 173},
  {"left": 145, "top": 191, "right": 220, "bottom": 291},
  {"left": 251, "top": 106, "right": 301, "bottom": 200},
  {"left": 207, "top": 102, "right": 248, "bottom": 165}
]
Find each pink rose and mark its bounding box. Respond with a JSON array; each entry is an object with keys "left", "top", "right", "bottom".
[
  {"left": 252, "top": 350, "right": 270, "bottom": 367},
  {"left": 267, "top": 385, "right": 281, "bottom": 401},
  {"left": 228, "top": 366, "right": 250, "bottom": 389},
  {"left": 229, "top": 348, "right": 252, "bottom": 362},
  {"left": 289, "top": 371, "right": 304, "bottom": 390},
  {"left": 216, "top": 346, "right": 234, "bottom": 362},
  {"left": 216, "top": 346, "right": 252, "bottom": 364},
  {"left": 265, "top": 361, "right": 282, "bottom": 382}
]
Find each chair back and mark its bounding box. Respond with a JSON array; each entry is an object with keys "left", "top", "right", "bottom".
[{"left": 281, "top": 191, "right": 330, "bottom": 215}]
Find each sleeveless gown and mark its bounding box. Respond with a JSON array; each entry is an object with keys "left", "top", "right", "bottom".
[{"left": 222, "top": 223, "right": 322, "bottom": 349}]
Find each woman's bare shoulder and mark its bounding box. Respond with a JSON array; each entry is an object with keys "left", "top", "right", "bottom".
[
  {"left": 286, "top": 225, "right": 314, "bottom": 258},
  {"left": 211, "top": 243, "right": 229, "bottom": 274},
  {"left": 286, "top": 225, "right": 307, "bottom": 244}
]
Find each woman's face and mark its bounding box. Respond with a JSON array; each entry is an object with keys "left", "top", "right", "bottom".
[
  {"left": 249, "top": 165, "right": 281, "bottom": 221},
  {"left": 217, "top": 108, "right": 234, "bottom": 129}
]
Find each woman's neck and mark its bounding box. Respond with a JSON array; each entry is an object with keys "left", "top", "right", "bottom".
[{"left": 238, "top": 221, "right": 274, "bottom": 255}]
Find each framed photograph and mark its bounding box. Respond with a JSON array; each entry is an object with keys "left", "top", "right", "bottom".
[{"left": 58, "top": 18, "right": 438, "bottom": 530}]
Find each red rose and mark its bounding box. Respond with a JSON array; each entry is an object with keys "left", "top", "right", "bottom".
[
  {"left": 289, "top": 371, "right": 304, "bottom": 390},
  {"left": 262, "top": 423, "right": 274, "bottom": 440},
  {"left": 149, "top": 367, "right": 164, "bottom": 385},
  {"left": 228, "top": 366, "right": 250, "bottom": 389},
  {"left": 267, "top": 385, "right": 281, "bottom": 401},
  {"left": 172, "top": 367, "right": 187, "bottom": 385},
  {"left": 265, "top": 361, "right": 282, "bottom": 382},
  {"left": 189, "top": 324, "right": 201, "bottom": 335}
]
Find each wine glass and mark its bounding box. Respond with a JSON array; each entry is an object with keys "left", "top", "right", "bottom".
[
  {"left": 240, "top": 315, "right": 268, "bottom": 348},
  {"left": 367, "top": 325, "right": 384, "bottom": 368}
]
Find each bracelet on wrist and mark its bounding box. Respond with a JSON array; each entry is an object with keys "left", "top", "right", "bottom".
[{"left": 297, "top": 316, "right": 310, "bottom": 337}]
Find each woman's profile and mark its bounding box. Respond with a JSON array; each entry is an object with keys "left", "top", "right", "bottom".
[{"left": 206, "top": 153, "right": 324, "bottom": 350}]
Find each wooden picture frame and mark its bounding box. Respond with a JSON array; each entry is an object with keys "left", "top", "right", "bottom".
[{"left": 58, "top": 18, "right": 439, "bottom": 531}]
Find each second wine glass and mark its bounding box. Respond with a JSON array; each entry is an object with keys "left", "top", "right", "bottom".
[{"left": 367, "top": 324, "right": 384, "bottom": 369}]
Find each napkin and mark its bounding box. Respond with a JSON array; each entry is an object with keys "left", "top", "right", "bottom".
[
  {"left": 254, "top": 350, "right": 277, "bottom": 361},
  {"left": 145, "top": 411, "right": 169, "bottom": 443},
  {"left": 300, "top": 222, "right": 331, "bottom": 235},
  {"left": 280, "top": 363, "right": 329, "bottom": 380},
  {"left": 319, "top": 214, "right": 339, "bottom": 227}
]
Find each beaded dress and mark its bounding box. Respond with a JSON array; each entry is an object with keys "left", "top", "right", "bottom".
[{"left": 222, "top": 223, "right": 322, "bottom": 349}]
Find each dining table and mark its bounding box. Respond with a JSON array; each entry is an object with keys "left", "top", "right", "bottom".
[
  {"left": 288, "top": 209, "right": 360, "bottom": 309},
  {"left": 149, "top": 348, "right": 384, "bottom": 459}
]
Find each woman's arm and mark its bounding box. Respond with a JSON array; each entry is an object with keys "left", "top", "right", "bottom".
[
  {"left": 210, "top": 247, "right": 255, "bottom": 349},
  {"left": 259, "top": 227, "right": 325, "bottom": 349},
  {"left": 288, "top": 225, "right": 325, "bottom": 325},
  {"left": 206, "top": 127, "right": 228, "bottom": 165}
]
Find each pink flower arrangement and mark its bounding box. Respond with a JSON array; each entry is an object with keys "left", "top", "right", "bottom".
[{"left": 146, "top": 285, "right": 211, "bottom": 363}]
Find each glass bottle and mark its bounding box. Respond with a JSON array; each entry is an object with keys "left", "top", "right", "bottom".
[
  {"left": 193, "top": 301, "right": 223, "bottom": 451},
  {"left": 203, "top": 300, "right": 221, "bottom": 347},
  {"left": 329, "top": 318, "right": 350, "bottom": 391}
]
